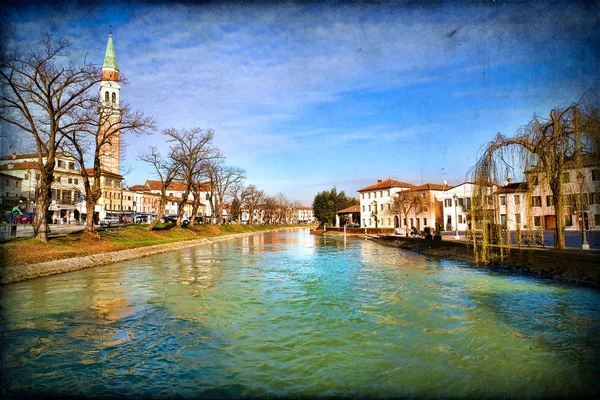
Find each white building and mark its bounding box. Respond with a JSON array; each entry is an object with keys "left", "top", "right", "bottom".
[
  {"left": 436, "top": 182, "right": 497, "bottom": 234},
  {"left": 358, "top": 179, "right": 415, "bottom": 228}
]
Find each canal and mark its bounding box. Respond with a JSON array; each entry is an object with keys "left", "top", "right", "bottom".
[{"left": 1, "top": 229, "right": 599, "bottom": 397}]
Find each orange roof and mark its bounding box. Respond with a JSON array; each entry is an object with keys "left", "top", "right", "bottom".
[
  {"left": 409, "top": 183, "right": 451, "bottom": 192},
  {"left": 358, "top": 179, "right": 415, "bottom": 192},
  {"left": 0, "top": 151, "right": 70, "bottom": 161},
  {"left": 128, "top": 184, "right": 148, "bottom": 191},
  {"left": 337, "top": 205, "right": 360, "bottom": 214},
  {"left": 145, "top": 180, "right": 210, "bottom": 192},
  {"left": 85, "top": 168, "right": 123, "bottom": 178},
  {"left": 0, "top": 161, "right": 39, "bottom": 171}
]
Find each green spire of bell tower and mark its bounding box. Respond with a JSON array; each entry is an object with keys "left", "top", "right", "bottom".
[{"left": 103, "top": 33, "right": 119, "bottom": 70}]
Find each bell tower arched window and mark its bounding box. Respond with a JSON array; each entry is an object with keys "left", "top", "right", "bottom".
[
  {"left": 105, "top": 92, "right": 109, "bottom": 102},
  {"left": 112, "top": 93, "right": 116, "bottom": 103}
]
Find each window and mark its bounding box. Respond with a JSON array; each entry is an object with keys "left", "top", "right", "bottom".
[
  {"left": 565, "top": 215, "right": 572, "bottom": 226},
  {"left": 486, "top": 196, "right": 493, "bottom": 205},
  {"left": 68, "top": 178, "right": 72, "bottom": 184},
  {"left": 206, "top": 194, "right": 210, "bottom": 200},
  {"left": 362, "top": 193, "right": 364, "bottom": 199},
  {"left": 531, "top": 196, "right": 542, "bottom": 207},
  {"left": 68, "top": 162, "right": 75, "bottom": 170},
  {"left": 592, "top": 193, "right": 600, "bottom": 205},
  {"left": 514, "top": 195, "right": 520, "bottom": 205},
  {"left": 409, "top": 218, "right": 413, "bottom": 227},
  {"left": 380, "top": 191, "right": 383, "bottom": 197},
  {"left": 534, "top": 216, "right": 541, "bottom": 227},
  {"left": 112, "top": 93, "right": 116, "bottom": 103},
  {"left": 457, "top": 197, "right": 464, "bottom": 206},
  {"left": 458, "top": 215, "right": 463, "bottom": 224},
  {"left": 563, "top": 172, "right": 570, "bottom": 183},
  {"left": 362, "top": 205, "right": 365, "bottom": 212},
  {"left": 57, "top": 160, "right": 64, "bottom": 168},
  {"left": 403, "top": 218, "right": 407, "bottom": 226},
  {"left": 74, "top": 179, "right": 78, "bottom": 185},
  {"left": 387, "top": 218, "right": 391, "bottom": 225},
  {"left": 593, "top": 169, "right": 600, "bottom": 182},
  {"left": 444, "top": 199, "right": 452, "bottom": 207},
  {"left": 114, "top": 181, "right": 120, "bottom": 188},
  {"left": 595, "top": 214, "right": 600, "bottom": 226},
  {"left": 546, "top": 195, "right": 554, "bottom": 207},
  {"left": 387, "top": 190, "right": 390, "bottom": 196},
  {"left": 368, "top": 193, "right": 371, "bottom": 199},
  {"left": 500, "top": 214, "right": 507, "bottom": 228},
  {"left": 105, "top": 92, "right": 109, "bottom": 102},
  {"left": 380, "top": 204, "right": 384, "bottom": 211},
  {"left": 423, "top": 218, "right": 428, "bottom": 226},
  {"left": 387, "top": 204, "right": 390, "bottom": 210},
  {"left": 500, "top": 196, "right": 506, "bottom": 206},
  {"left": 515, "top": 214, "right": 521, "bottom": 224},
  {"left": 368, "top": 205, "right": 371, "bottom": 212},
  {"left": 362, "top": 219, "right": 366, "bottom": 226}
]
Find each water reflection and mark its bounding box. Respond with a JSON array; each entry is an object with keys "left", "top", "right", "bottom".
[{"left": 1, "top": 230, "right": 599, "bottom": 398}]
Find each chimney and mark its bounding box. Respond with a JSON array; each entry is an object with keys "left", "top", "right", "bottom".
[
  {"left": 377, "top": 179, "right": 382, "bottom": 183},
  {"left": 12, "top": 152, "right": 16, "bottom": 159},
  {"left": 506, "top": 178, "right": 513, "bottom": 185}
]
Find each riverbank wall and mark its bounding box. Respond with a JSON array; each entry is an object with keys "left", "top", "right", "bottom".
[
  {"left": 374, "top": 235, "right": 600, "bottom": 289},
  {"left": 0, "top": 227, "right": 305, "bottom": 285}
]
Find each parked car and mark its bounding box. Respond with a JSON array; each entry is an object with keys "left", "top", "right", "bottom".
[
  {"left": 100, "top": 216, "right": 119, "bottom": 227},
  {"left": 17, "top": 212, "right": 35, "bottom": 224},
  {"left": 160, "top": 215, "right": 189, "bottom": 224}
]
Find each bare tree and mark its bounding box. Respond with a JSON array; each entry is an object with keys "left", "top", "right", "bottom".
[
  {"left": 188, "top": 180, "right": 209, "bottom": 227},
  {"left": 274, "top": 192, "right": 289, "bottom": 224},
  {"left": 390, "top": 190, "right": 428, "bottom": 236},
  {"left": 138, "top": 146, "right": 181, "bottom": 231},
  {"left": 206, "top": 160, "right": 246, "bottom": 225},
  {"left": 63, "top": 98, "right": 155, "bottom": 236},
  {"left": 262, "top": 195, "right": 277, "bottom": 225},
  {"left": 0, "top": 35, "right": 99, "bottom": 242},
  {"left": 244, "top": 184, "right": 264, "bottom": 225},
  {"left": 165, "top": 127, "right": 220, "bottom": 226},
  {"left": 229, "top": 181, "right": 248, "bottom": 224}
]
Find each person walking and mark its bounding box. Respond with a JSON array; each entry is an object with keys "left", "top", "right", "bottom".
[{"left": 10, "top": 205, "right": 22, "bottom": 224}]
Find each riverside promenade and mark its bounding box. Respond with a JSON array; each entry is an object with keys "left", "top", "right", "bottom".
[{"left": 373, "top": 233, "right": 600, "bottom": 289}]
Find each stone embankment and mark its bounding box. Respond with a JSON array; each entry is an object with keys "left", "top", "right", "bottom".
[
  {"left": 1, "top": 229, "right": 299, "bottom": 285},
  {"left": 374, "top": 235, "right": 600, "bottom": 289}
]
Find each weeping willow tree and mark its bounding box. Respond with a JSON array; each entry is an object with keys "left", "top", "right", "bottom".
[{"left": 469, "top": 90, "right": 600, "bottom": 260}]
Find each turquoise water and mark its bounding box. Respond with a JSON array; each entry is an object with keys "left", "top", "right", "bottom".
[{"left": 1, "top": 229, "right": 599, "bottom": 398}]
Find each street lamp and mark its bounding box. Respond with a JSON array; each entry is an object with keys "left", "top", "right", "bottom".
[
  {"left": 453, "top": 193, "right": 459, "bottom": 240},
  {"left": 580, "top": 211, "right": 590, "bottom": 250}
]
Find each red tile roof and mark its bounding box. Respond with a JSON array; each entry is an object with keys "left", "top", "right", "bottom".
[
  {"left": 0, "top": 151, "right": 70, "bottom": 161},
  {"left": 336, "top": 205, "right": 360, "bottom": 214},
  {"left": 358, "top": 179, "right": 415, "bottom": 192},
  {"left": 0, "top": 161, "right": 39, "bottom": 171},
  {"left": 85, "top": 168, "right": 123, "bottom": 178},
  {"left": 409, "top": 183, "right": 452, "bottom": 192},
  {"left": 144, "top": 180, "right": 210, "bottom": 192}
]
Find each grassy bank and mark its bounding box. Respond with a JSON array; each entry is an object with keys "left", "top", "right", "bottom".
[{"left": 1, "top": 224, "right": 307, "bottom": 268}]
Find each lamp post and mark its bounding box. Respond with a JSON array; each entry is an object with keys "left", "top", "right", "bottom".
[
  {"left": 580, "top": 210, "right": 589, "bottom": 250},
  {"left": 453, "top": 193, "right": 459, "bottom": 240}
]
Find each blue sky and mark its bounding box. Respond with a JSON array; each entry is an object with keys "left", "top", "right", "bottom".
[{"left": 2, "top": 1, "right": 598, "bottom": 205}]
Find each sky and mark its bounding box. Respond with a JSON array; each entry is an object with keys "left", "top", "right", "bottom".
[{"left": 1, "top": 0, "right": 599, "bottom": 205}]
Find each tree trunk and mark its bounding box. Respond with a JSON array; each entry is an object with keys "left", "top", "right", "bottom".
[
  {"left": 33, "top": 169, "right": 54, "bottom": 243},
  {"left": 84, "top": 198, "right": 98, "bottom": 236},
  {"left": 148, "top": 198, "right": 167, "bottom": 231},
  {"left": 550, "top": 180, "right": 566, "bottom": 249}
]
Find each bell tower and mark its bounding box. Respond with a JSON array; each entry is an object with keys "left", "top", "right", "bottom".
[{"left": 99, "top": 32, "right": 121, "bottom": 175}]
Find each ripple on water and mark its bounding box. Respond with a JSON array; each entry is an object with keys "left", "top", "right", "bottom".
[{"left": 1, "top": 231, "right": 599, "bottom": 398}]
